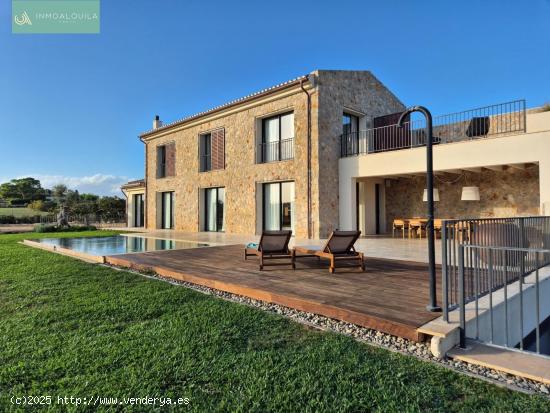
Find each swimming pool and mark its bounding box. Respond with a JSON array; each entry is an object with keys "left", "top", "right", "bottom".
[{"left": 34, "top": 235, "right": 210, "bottom": 256}]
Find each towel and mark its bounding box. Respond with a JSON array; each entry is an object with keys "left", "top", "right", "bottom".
[{"left": 246, "top": 242, "right": 259, "bottom": 249}]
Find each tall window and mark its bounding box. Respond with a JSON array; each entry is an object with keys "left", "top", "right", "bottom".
[
  {"left": 133, "top": 193, "right": 144, "bottom": 227},
  {"left": 157, "top": 143, "right": 176, "bottom": 178},
  {"left": 157, "top": 145, "right": 167, "bottom": 178},
  {"left": 204, "top": 187, "right": 225, "bottom": 232},
  {"left": 343, "top": 112, "right": 359, "bottom": 136},
  {"left": 200, "top": 129, "right": 225, "bottom": 172},
  {"left": 263, "top": 181, "right": 294, "bottom": 231},
  {"left": 260, "top": 112, "right": 294, "bottom": 163},
  {"left": 161, "top": 191, "right": 174, "bottom": 229},
  {"left": 342, "top": 113, "right": 360, "bottom": 156}
]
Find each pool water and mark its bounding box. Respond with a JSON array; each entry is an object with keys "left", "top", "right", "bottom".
[{"left": 36, "top": 235, "right": 209, "bottom": 256}]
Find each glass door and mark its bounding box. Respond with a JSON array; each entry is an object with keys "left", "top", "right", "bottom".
[
  {"left": 204, "top": 187, "right": 225, "bottom": 232},
  {"left": 161, "top": 191, "right": 174, "bottom": 229},
  {"left": 133, "top": 193, "right": 144, "bottom": 227},
  {"left": 263, "top": 181, "right": 294, "bottom": 232}
]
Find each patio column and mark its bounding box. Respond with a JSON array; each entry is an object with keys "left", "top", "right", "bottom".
[{"left": 338, "top": 176, "right": 357, "bottom": 231}]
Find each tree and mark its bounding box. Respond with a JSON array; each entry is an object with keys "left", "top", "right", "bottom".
[
  {"left": 97, "top": 196, "right": 125, "bottom": 221},
  {"left": 28, "top": 200, "right": 45, "bottom": 211},
  {"left": 80, "top": 193, "right": 99, "bottom": 202},
  {"left": 51, "top": 184, "right": 68, "bottom": 203},
  {"left": 0, "top": 177, "right": 45, "bottom": 204},
  {"left": 65, "top": 190, "right": 80, "bottom": 206}
]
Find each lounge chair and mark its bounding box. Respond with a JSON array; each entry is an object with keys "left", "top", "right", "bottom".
[
  {"left": 244, "top": 230, "right": 295, "bottom": 270},
  {"left": 294, "top": 230, "right": 365, "bottom": 273}
]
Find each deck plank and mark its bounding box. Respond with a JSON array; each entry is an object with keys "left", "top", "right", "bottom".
[{"left": 105, "top": 244, "right": 441, "bottom": 341}]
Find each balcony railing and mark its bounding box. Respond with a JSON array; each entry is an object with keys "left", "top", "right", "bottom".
[
  {"left": 257, "top": 138, "right": 294, "bottom": 163},
  {"left": 341, "top": 99, "right": 526, "bottom": 157},
  {"left": 441, "top": 216, "right": 550, "bottom": 321}
]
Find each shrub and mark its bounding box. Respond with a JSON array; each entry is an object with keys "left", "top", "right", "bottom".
[
  {"left": 28, "top": 200, "right": 45, "bottom": 211},
  {"left": 33, "top": 224, "right": 98, "bottom": 233},
  {"left": 0, "top": 215, "right": 50, "bottom": 224}
]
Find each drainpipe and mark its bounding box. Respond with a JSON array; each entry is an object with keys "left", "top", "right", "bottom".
[
  {"left": 139, "top": 136, "right": 148, "bottom": 228},
  {"left": 300, "top": 76, "right": 312, "bottom": 239}
]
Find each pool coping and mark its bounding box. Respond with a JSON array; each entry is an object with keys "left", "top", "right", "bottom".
[
  {"left": 21, "top": 239, "right": 106, "bottom": 263},
  {"left": 21, "top": 237, "right": 212, "bottom": 263}
]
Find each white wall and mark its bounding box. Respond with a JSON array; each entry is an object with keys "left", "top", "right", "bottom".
[
  {"left": 356, "top": 178, "right": 386, "bottom": 235},
  {"left": 339, "top": 120, "right": 550, "bottom": 230},
  {"left": 124, "top": 189, "right": 145, "bottom": 228},
  {"left": 464, "top": 266, "right": 550, "bottom": 348}
]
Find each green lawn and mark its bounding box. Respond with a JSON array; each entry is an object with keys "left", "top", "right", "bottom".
[
  {"left": 1, "top": 231, "right": 548, "bottom": 412},
  {"left": 0, "top": 207, "right": 49, "bottom": 217}
]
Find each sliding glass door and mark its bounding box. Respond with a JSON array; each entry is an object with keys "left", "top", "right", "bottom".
[
  {"left": 204, "top": 187, "right": 225, "bottom": 232},
  {"left": 161, "top": 191, "right": 174, "bottom": 229},
  {"left": 263, "top": 181, "right": 294, "bottom": 231},
  {"left": 133, "top": 193, "right": 144, "bottom": 227}
]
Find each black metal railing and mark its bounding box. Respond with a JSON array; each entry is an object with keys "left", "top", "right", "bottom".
[
  {"left": 441, "top": 216, "right": 550, "bottom": 321},
  {"left": 458, "top": 244, "right": 550, "bottom": 355},
  {"left": 257, "top": 138, "right": 294, "bottom": 163},
  {"left": 341, "top": 99, "right": 526, "bottom": 157}
]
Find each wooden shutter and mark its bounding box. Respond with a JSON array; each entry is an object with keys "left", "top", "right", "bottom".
[
  {"left": 210, "top": 128, "right": 225, "bottom": 170},
  {"left": 165, "top": 142, "right": 176, "bottom": 177}
]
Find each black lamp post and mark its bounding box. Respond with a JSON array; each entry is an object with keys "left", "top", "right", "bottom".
[{"left": 398, "top": 106, "right": 441, "bottom": 312}]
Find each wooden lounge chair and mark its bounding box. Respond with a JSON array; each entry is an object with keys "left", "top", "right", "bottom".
[
  {"left": 244, "top": 230, "right": 295, "bottom": 270},
  {"left": 294, "top": 230, "right": 365, "bottom": 273}
]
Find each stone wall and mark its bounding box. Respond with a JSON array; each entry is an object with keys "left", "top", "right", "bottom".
[
  {"left": 316, "top": 70, "right": 405, "bottom": 237},
  {"left": 385, "top": 166, "right": 540, "bottom": 225},
  {"left": 145, "top": 86, "right": 319, "bottom": 238},
  {"left": 142, "top": 70, "right": 404, "bottom": 238}
]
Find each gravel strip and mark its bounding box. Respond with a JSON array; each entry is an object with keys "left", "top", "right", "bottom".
[{"left": 106, "top": 264, "right": 550, "bottom": 397}]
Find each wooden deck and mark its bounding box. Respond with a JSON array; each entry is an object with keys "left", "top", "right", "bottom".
[{"left": 105, "top": 245, "right": 441, "bottom": 341}]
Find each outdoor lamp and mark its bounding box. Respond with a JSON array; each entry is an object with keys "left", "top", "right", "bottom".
[
  {"left": 423, "top": 188, "right": 440, "bottom": 202},
  {"left": 461, "top": 186, "right": 480, "bottom": 201}
]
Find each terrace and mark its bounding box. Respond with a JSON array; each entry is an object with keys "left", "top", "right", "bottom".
[{"left": 340, "top": 99, "right": 526, "bottom": 157}]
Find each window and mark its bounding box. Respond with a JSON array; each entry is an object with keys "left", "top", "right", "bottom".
[
  {"left": 133, "top": 193, "right": 144, "bottom": 227},
  {"left": 343, "top": 112, "right": 359, "bottom": 136},
  {"left": 157, "top": 145, "right": 166, "bottom": 178},
  {"left": 204, "top": 187, "right": 225, "bottom": 232},
  {"left": 263, "top": 181, "right": 294, "bottom": 231},
  {"left": 161, "top": 191, "right": 174, "bottom": 229},
  {"left": 157, "top": 143, "right": 176, "bottom": 178},
  {"left": 200, "top": 129, "right": 225, "bottom": 172},
  {"left": 259, "top": 112, "right": 294, "bottom": 163}
]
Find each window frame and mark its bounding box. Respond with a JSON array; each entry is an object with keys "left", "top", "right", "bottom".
[
  {"left": 160, "top": 191, "right": 174, "bottom": 229},
  {"left": 262, "top": 181, "right": 294, "bottom": 231},
  {"left": 157, "top": 145, "right": 167, "bottom": 178},
  {"left": 204, "top": 187, "right": 225, "bottom": 232},
  {"left": 133, "top": 193, "right": 144, "bottom": 227},
  {"left": 199, "top": 132, "right": 212, "bottom": 172},
  {"left": 260, "top": 111, "right": 294, "bottom": 163}
]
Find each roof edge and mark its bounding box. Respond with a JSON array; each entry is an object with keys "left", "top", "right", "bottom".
[{"left": 139, "top": 74, "right": 309, "bottom": 139}]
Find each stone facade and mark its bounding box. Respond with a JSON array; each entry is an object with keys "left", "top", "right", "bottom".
[
  {"left": 316, "top": 71, "right": 404, "bottom": 236},
  {"left": 385, "top": 166, "right": 540, "bottom": 224},
  {"left": 138, "top": 70, "right": 403, "bottom": 238}
]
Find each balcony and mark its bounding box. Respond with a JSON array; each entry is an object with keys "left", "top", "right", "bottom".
[
  {"left": 341, "top": 100, "right": 526, "bottom": 157},
  {"left": 257, "top": 137, "right": 294, "bottom": 163}
]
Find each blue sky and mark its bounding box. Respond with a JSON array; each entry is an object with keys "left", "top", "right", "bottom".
[{"left": 1, "top": 0, "right": 549, "bottom": 194}]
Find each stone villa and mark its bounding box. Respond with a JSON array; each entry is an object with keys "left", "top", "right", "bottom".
[{"left": 122, "top": 70, "right": 550, "bottom": 238}]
